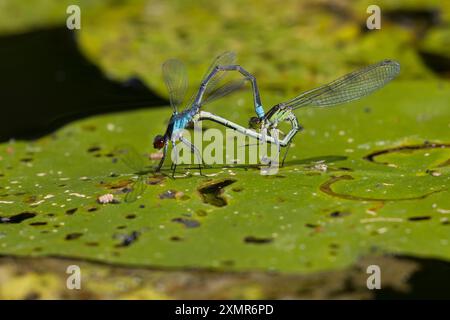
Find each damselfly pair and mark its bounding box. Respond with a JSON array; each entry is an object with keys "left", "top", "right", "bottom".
[{"left": 150, "top": 52, "right": 400, "bottom": 176}]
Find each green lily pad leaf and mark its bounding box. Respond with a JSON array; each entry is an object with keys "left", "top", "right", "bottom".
[{"left": 0, "top": 80, "right": 449, "bottom": 273}]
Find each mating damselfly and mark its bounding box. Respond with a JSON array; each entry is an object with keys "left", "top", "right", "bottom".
[{"left": 153, "top": 52, "right": 400, "bottom": 175}]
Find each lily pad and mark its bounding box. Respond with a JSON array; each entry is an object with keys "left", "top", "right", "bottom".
[{"left": 1, "top": 80, "right": 449, "bottom": 273}]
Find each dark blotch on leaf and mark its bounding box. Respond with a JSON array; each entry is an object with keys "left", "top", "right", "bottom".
[
  {"left": 0, "top": 212, "right": 36, "bottom": 224},
  {"left": 196, "top": 209, "right": 207, "bottom": 217},
  {"left": 170, "top": 236, "right": 183, "bottom": 241},
  {"left": 29, "top": 221, "right": 47, "bottom": 226},
  {"left": 197, "top": 179, "right": 236, "bottom": 207},
  {"left": 87, "top": 207, "right": 98, "bottom": 212},
  {"left": 244, "top": 236, "right": 273, "bottom": 244},
  {"left": 329, "top": 211, "right": 351, "bottom": 218},
  {"left": 116, "top": 231, "right": 140, "bottom": 247},
  {"left": 126, "top": 214, "right": 136, "bottom": 219},
  {"left": 66, "top": 208, "right": 78, "bottom": 215},
  {"left": 172, "top": 217, "right": 201, "bottom": 228},
  {"left": 221, "top": 260, "right": 235, "bottom": 266},
  {"left": 305, "top": 223, "right": 319, "bottom": 228},
  {"left": 24, "top": 195, "right": 37, "bottom": 204},
  {"left": 87, "top": 146, "right": 101, "bottom": 153},
  {"left": 408, "top": 216, "right": 432, "bottom": 221},
  {"left": 65, "top": 233, "right": 83, "bottom": 240}
]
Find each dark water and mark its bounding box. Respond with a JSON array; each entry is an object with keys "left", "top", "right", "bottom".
[{"left": 0, "top": 26, "right": 167, "bottom": 142}]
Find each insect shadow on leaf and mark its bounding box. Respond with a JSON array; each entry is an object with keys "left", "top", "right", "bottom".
[{"left": 114, "top": 144, "right": 164, "bottom": 203}]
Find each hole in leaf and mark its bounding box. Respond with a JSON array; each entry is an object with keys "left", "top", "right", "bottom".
[
  {"left": 197, "top": 179, "right": 236, "bottom": 207},
  {"left": 0, "top": 212, "right": 36, "bottom": 224}
]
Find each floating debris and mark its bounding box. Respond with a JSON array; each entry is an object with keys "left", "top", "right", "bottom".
[
  {"left": 149, "top": 152, "right": 164, "bottom": 160},
  {"left": 159, "top": 190, "right": 185, "bottom": 200},
  {"left": 360, "top": 217, "right": 403, "bottom": 223},
  {"left": 312, "top": 162, "right": 328, "bottom": 172},
  {"left": 97, "top": 193, "right": 117, "bottom": 204},
  {"left": 427, "top": 170, "right": 442, "bottom": 177},
  {"left": 69, "top": 192, "right": 87, "bottom": 198}
]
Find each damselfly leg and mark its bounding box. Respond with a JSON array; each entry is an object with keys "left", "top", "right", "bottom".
[{"left": 179, "top": 136, "right": 205, "bottom": 176}]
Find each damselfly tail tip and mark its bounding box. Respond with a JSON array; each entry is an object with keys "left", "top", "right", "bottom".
[{"left": 381, "top": 59, "right": 401, "bottom": 72}]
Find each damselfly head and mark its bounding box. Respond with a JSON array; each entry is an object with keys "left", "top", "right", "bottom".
[
  {"left": 249, "top": 116, "right": 261, "bottom": 129},
  {"left": 153, "top": 134, "right": 165, "bottom": 149}
]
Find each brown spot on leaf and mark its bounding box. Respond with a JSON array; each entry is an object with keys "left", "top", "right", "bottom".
[
  {"left": 65, "top": 208, "right": 78, "bottom": 215},
  {"left": 87, "top": 146, "right": 101, "bottom": 153},
  {"left": 65, "top": 233, "right": 83, "bottom": 240},
  {"left": 330, "top": 211, "right": 351, "bottom": 218},
  {"left": 29, "top": 221, "right": 47, "bottom": 226},
  {"left": 244, "top": 236, "right": 273, "bottom": 244}
]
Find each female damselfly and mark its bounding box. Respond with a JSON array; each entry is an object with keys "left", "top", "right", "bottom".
[{"left": 197, "top": 59, "right": 400, "bottom": 166}]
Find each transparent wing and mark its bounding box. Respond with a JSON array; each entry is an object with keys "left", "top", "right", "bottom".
[
  {"left": 115, "top": 144, "right": 145, "bottom": 172},
  {"left": 282, "top": 60, "right": 400, "bottom": 110},
  {"left": 125, "top": 176, "right": 146, "bottom": 203},
  {"left": 202, "top": 78, "right": 247, "bottom": 105},
  {"left": 202, "top": 51, "right": 237, "bottom": 97},
  {"left": 186, "top": 51, "right": 237, "bottom": 108},
  {"left": 162, "top": 58, "right": 188, "bottom": 114}
]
